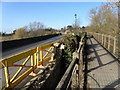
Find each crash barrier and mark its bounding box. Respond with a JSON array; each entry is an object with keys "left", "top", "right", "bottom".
[
  {"left": 87, "top": 32, "right": 119, "bottom": 59},
  {"left": 0, "top": 43, "right": 55, "bottom": 89},
  {"left": 2, "top": 34, "right": 60, "bottom": 51},
  {"left": 56, "top": 34, "right": 86, "bottom": 89}
]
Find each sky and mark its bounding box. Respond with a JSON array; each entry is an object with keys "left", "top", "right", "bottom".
[{"left": 1, "top": 2, "right": 105, "bottom": 33}]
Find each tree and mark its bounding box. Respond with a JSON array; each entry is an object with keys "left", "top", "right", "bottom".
[
  {"left": 88, "top": 3, "right": 118, "bottom": 36},
  {"left": 13, "top": 30, "right": 16, "bottom": 34},
  {"left": 67, "top": 25, "right": 73, "bottom": 33},
  {"left": 13, "top": 28, "right": 28, "bottom": 39},
  {"left": 28, "top": 21, "right": 45, "bottom": 37}
]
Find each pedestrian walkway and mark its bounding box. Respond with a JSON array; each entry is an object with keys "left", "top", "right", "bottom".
[{"left": 87, "top": 37, "right": 120, "bottom": 89}]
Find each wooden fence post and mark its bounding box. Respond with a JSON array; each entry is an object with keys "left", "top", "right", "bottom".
[
  {"left": 96, "top": 33, "right": 98, "bottom": 40},
  {"left": 102, "top": 34, "right": 104, "bottom": 45},
  {"left": 108, "top": 35, "right": 111, "bottom": 50},
  {"left": 98, "top": 33, "right": 99, "bottom": 41},
  {"left": 104, "top": 35, "right": 106, "bottom": 47},
  {"left": 113, "top": 36, "right": 116, "bottom": 54},
  {"left": 103, "top": 35, "right": 105, "bottom": 46},
  {"left": 99, "top": 34, "right": 101, "bottom": 42}
]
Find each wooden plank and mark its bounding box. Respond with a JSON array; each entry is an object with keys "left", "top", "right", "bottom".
[{"left": 56, "top": 59, "right": 77, "bottom": 89}]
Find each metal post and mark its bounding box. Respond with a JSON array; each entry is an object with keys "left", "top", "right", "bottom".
[
  {"left": 36, "top": 47, "right": 39, "bottom": 66},
  {"left": 40, "top": 51, "right": 43, "bottom": 65},
  {"left": 74, "top": 14, "right": 77, "bottom": 34},
  {"left": 34, "top": 53, "right": 37, "bottom": 66},
  {"left": 31, "top": 55, "right": 34, "bottom": 66}
]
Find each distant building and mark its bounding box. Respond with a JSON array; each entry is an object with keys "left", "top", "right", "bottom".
[{"left": 64, "top": 30, "right": 70, "bottom": 34}]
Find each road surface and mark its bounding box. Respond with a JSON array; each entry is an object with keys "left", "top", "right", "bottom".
[{"left": 2, "top": 35, "right": 62, "bottom": 59}]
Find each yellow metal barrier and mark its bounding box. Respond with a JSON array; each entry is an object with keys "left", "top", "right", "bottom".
[{"left": 0, "top": 43, "right": 54, "bottom": 89}]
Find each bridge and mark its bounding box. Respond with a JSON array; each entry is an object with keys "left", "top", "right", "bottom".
[
  {"left": 0, "top": 32, "right": 120, "bottom": 89},
  {"left": 86, "top": 34, "right": 120, "bottom": 89}
]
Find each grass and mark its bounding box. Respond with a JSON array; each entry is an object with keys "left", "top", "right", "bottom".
[{"left": 0, "top": 36, "right": 13, "bottom": 41}]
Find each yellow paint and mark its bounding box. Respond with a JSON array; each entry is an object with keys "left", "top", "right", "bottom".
[
  {"left": 4, "top": 61, "right": 11, "bottom": 88},
  {"left": 1, "top": 48, "right": 36, "bottom": 68},
  {"left": 1, "top": 43, "right": 54, "bottom": 89},
  {"left": 10, "top": 56, "right": 31, "bottom": 82}
]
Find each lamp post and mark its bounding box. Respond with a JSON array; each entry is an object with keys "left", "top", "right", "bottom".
[
  {"left": 74, "top": 14, "right": 78, "bottom": 34},
  {"left": 75, "top": 14, "right": 77, "bottom": 28}
]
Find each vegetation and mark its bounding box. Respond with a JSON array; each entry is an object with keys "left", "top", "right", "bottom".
[
  {"left": 1, "top": 21, "right": 58, "bottom": 41},
  {"left": 13, "top": 28, "right": 28, "bottom": 39},
  {"left": 86, "top": 3, "right": 118, "bottom": 36},
  {"left": 59, "top": 33, "right": 81, "bottom": 68}
]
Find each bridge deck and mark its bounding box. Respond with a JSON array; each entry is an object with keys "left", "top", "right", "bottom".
[{"left": 87, "top": 37, "right": 120, "bottom": 89}]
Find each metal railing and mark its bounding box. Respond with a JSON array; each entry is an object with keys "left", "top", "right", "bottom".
[
  {"left": 87, "top": 32, "right": 119, "bottom": 59},
  {"left": 0, "top": 43, "right": 54, "bottom": 89}
]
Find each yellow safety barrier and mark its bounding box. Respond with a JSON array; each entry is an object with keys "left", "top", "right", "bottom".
[{"left": 0, "top": 43, "right": 54, "bottom": 89}]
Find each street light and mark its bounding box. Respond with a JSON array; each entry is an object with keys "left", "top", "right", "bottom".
[
  {"left": 75, "top": 14, "right": 77, "bottom": 28},
  {"left": 74, "top": 14, "right": 78, "bottom": 34}
]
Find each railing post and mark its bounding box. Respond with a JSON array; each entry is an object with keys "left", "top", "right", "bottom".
[
  {"left": 31, "top": 55, "right": 34, "bottom": 66},
  {"left": 36, "top": 47, "right": 39, "bottom": 66},
  {"left": 97, "top": 33, "right": 99, "bottom": 41},
  {"left": 100, "top": 34, "right": 102, "bottom": 43},
  {"left": 99, "top": 34, "right": 101, "bottom": 43},
  {"left": 98, "top": 34, "right": 100, "bottom": 43},
  {"left": 104, "top": 35, "right": 106, "bottom": 47},
  {"left": 103, "top": 34, "right": 105, "bottom": 46},
  {"left": 34, "top": 53, "right": 37, "bottom": 66},
  {"left": 108, "top": 35, "right": 111, "bottom": 50},
  {"left": 98, "top": 33, "right": 99, "bottom": 41},
  {"left": 4, "top": 61, "right": 11, "bottom": 88},
  {"left": 97, "top": 33, "right": 98, "bottom": 41},
  {"left": 98, "top": 33, "right": 100, "bottom": 42},
  {"left": 113, "top": 36, "right": 116, "bottom": 54},
  {"left": 102, "top": 34, "right": 104, "bottom": 45},
  {"left": 40, "top": 50, "right": 43, "bottom": 65}
]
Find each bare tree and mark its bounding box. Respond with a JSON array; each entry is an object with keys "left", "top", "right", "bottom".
[
  {"left": 88, "top": 3, "right": 118, "bottom": 36},
  {"left": 28, "top": 21, "right": 45, "bottom": 37}
]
